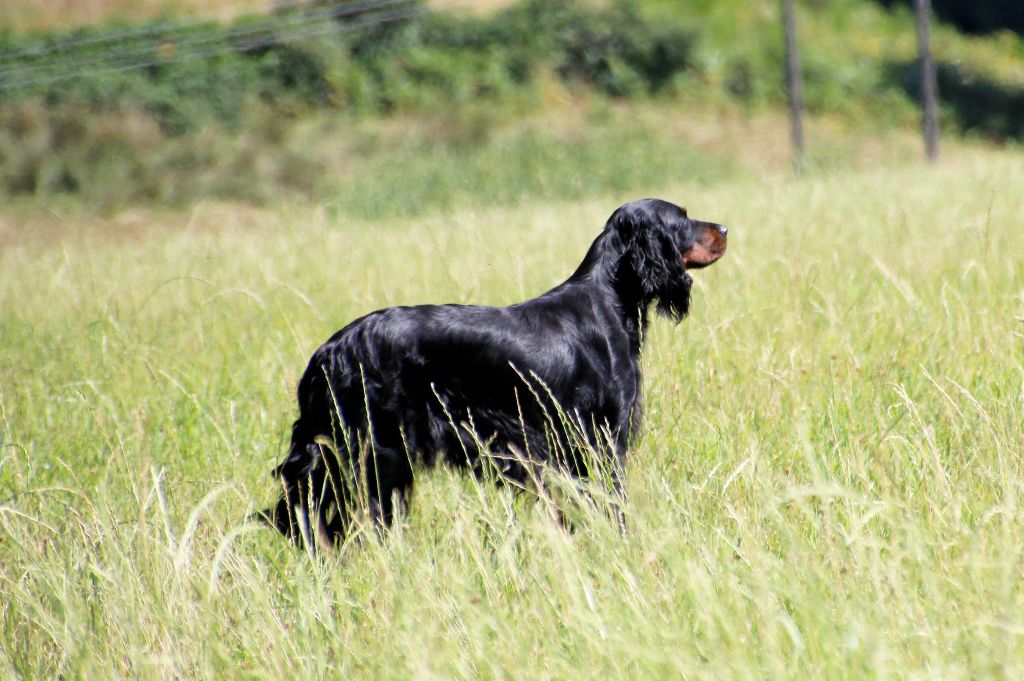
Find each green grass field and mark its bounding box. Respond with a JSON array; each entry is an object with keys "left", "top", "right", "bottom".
[{"left": 2, "top": 145, "right": 1024, "bottom": 678}]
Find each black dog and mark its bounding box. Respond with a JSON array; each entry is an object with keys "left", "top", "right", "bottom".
[{"left": 263, "top": 199, "right": 727, "bottom": 546}]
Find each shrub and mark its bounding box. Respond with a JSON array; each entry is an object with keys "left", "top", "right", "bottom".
[{"left": 0, "top": 0, "right": 702, "bottom": 205}]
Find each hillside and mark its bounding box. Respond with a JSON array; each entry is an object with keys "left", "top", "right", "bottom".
[{"left": 0, "top": 0, "right": 1022, "bottom": 214}]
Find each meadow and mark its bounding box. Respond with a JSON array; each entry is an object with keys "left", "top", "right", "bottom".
[{"left": 2, "top": 143, "right": 1024, "bottom": 678}]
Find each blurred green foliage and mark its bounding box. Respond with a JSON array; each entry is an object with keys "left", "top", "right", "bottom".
[
  {"left": 874, "top": 0, "right": 1024, "bottom": 35},
  {"left": 0, "top": 1, "right": 694, "bottom": 132},
  {"left": 0, "top": 0, "right": 1022, "bottom": 210},
  {"left": 888, "top": 60, "right": 1024, "bottom": 141},
  {"left": 325, "top": 117, "right": 736, "bottom": 220},
  {"left": 0, "top": 0, "right": 701, "bottom": 208}
]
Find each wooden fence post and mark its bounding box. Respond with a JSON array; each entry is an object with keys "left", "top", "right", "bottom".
[
  {"left": 782, "top": 0, "right": 805, "bottom": 173},
  {"left": 915, "top": 0, "right": 940, "bottom": 162}
]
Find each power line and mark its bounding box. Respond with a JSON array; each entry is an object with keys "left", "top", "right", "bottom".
[
  {"left": 0, "top": 0, "right": 396, "bottom": 62},
  {"left": 0, "top": 0, "right": 416, "bottom": 76},
  {"left": 0, "top": 0, "right": 310, "bottom": 61},
  {"left": 0, "top": 0, "right": 423, "bottom": 91}
]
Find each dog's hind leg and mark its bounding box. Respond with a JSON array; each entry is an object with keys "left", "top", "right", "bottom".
[
  {"left": 363, "top": 443, "right": 413, "bottom": 532},
  {"left": 262, "top": 418, "right": 356, "bottom": 549},
  {"left": 264, "top": 440, "right": 323, "bottom": 548}
]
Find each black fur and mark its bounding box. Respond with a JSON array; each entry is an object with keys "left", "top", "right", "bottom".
[{"left": 262, "top": 198, "right": 727, "bottom": 546}]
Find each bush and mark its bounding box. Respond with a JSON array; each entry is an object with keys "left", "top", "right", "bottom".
[
  {"left": 873, "top": 0, "right": 1024, "bottom": 35},
  {"left": 0, "top": 0, "right": 702, "bottom": 205},
  {"left": 887, "top": 59, "right": 1024, "bottom": 141}
]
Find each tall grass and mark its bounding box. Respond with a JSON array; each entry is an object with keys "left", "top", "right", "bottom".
[{"left": 2, "top": 148, "right": 1024, "bottom": 678}]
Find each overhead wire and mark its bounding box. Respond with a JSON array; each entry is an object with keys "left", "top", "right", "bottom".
[
  {"left": 0, "top": 0, "right": 417, "bottom": 74},
  {"left": 0, "top": 0, "right": 427, "bottom": 91},
  {"left": 0, "top": 0, "right": 327, "bottom": 61}
]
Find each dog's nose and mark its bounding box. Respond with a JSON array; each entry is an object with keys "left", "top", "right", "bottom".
[{"left": 718, "top": 225, "right": 728, "bottom": 237}]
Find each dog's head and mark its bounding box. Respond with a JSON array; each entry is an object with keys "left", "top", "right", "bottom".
[{"left": 604, "top": 198, "right": 727, "bottom": 320}]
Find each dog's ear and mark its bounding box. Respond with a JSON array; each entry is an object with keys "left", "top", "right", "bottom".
[
  {"left": 621, "top": 207, "right": 691, "bottom": 322},
  {"left": 604, "top": 202, "right": 691, "bottom": 321}
]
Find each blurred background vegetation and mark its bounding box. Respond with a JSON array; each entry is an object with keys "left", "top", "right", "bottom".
[{"left": 0, "top": 0, "right": 1022, "bottom": 216}]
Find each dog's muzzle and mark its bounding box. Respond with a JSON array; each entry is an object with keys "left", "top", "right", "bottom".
[{"left": 682, "top": 223, "right": 728, "bottom": 268}]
